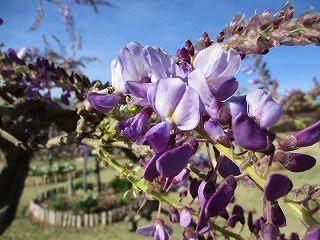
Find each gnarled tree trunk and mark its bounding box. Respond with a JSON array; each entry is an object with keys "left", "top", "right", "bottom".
[{"left": 0, "top": 139, "right": 32, "bottom": 234}]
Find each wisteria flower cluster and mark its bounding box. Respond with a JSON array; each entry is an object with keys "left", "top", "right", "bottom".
[{"left": 88, "top": 31, "right": 320, "bottom": 239}]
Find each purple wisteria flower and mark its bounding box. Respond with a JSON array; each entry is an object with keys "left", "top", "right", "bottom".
[
  {"left": 278, "top": 120, "right": 320, "bottom": 150},
  {"left": 116, "top": 107, "right": 152, "bottom": 140},
  {"left": 228, "top": 89, "right": 282, "bottom": 151},
  {"left": 136, "top": 218, "right": 173, "bottom": 240},
  {"left": 274, "top": 151, "right": 316, "bottom": 172},
  {"left": 264, "top": 174, "right": 293, "bottom": 202},
  {"left": 138, "top": 77, "right": 200, "bottom": 153},
  {"left": 304, "top": 226, "right": 320, "bottom": 240},
  {"left": 187, "top": 44, "right": 241, "bottom": 118},
  {"left": 168, "top": 207, "right": 180, "bottom": 223},
  {"left": 143, "top": 138, "right": 198, "bottom": 182},
  {"left": 261, "top": 223, "right": 278, "bottom": 240},
  {"left": 196, "top": 177, "right": 237, "bottom": 233},
  {"left": 204, "top": 118, "right": 230, "bottom": 147},
  {"left": 180, "top": 207, "right": 192, "bottom": 228},
  {"left": 87, "top": 92, "right": 122, "bottom": 114}
]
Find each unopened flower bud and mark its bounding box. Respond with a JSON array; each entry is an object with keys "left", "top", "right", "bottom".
[
  {"left": 274, "top": 151, "right": 316, "bottom": 172},
  {"left": 261, "top": 223, "right": 278, "bottom": 240},
  {"left": 273, "top": 11, "right": 285, "bottom": 26},
  {"left": 217, "top": 31, "right": 224, "bottom": 43},
  {"left": 264, "top": 174, "right": 292, "bottom": 202},
  {"left": 278, "top": 121, "right": 320, "bottom": 150}
]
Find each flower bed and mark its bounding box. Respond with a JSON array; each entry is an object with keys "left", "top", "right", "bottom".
[
  {"left": 25, "top": 162, "right": 81, "bottom": 186},
  {"left": 27, "top": 185, "right": 144, "bottom": 228}
]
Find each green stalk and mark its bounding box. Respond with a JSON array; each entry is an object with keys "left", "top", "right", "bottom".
[{"left": 100, "top": 147, "right": 244, "bottom": 240}]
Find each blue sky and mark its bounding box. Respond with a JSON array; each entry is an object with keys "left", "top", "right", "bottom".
[{"left": 0, "top": 0, "right": 319, "bottom": 94}]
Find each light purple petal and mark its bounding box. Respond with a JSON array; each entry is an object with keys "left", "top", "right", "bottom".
[
  {"left": 204, "top": 118, "right": 230, "bottom": 147},
  {"left": 136, "top": 223, "right": 156, "bottom": 236},
  {"left": 154, "top": 78, "right": 186, "bottom": 120},
  {"left": 87, "top": 92, "right": 119, "bottom": 114},
  {"left": 111, "top": 59, "right": 126, "bottom": 93},
  {"left": 171, "top": 83, "right": 200, "bottom": 130},
  {"left": 154, "top": 227, "right": 169, "bottom": 240},
  {"left": 144, "top": 46, "right": 171, "bottom": 82},
  {"left": 118, "top": 42, "right": 150, "bottom": 82},
  {"left": 180, "top": 207, "right": 192, "bottom": 228},
  {"left": 193, "top": 45, "right": 228, "bottom": 80},
  {"left": 188, "top": 69, "right": 220, "bottom": 117},
  {"left": 154, "top": 78, "right": 200, "bottom": 130},
  {"left": 246, "top": 89, "right": 282, "bottom": 129},
  {"left": 126, "top": 81, "right": 153, "bottom": 100}
]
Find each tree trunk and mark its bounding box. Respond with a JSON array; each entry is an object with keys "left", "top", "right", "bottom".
[
  {"left": 0, "top": 139, "right": 32, "bottom": 234},
  {"left": 82, "top": 158, "right": 88, "bottom": 192},
  {"left": 94, "top": 157, "right": 101, "bottom": 192}
]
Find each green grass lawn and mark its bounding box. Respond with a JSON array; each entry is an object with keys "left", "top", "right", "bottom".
[{"left": 1, "top": 143, "right": 319, "bottom": 240}]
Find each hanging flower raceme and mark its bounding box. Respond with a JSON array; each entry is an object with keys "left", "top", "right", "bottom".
[{"left": 228, "top": 89, "right": 282, "bottom": 151}]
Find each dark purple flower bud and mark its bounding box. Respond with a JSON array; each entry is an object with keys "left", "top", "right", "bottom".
[
  {"left": 277, "top": 234, "right": 285, "bottom": 240},
  {"left": 218, "top": 156, "right": 241, "bottom": 178},
  {"left": 1, "top": 67, "right": 14, "bottom": 78},
  {"left": 289, "top": 232, "right": 299, "bottom": 240},
  {"left": 248, "top": 211, "right": 258, "bottom": 234},
  {"left": 205, "top": 176, "right": 237, "bottom": 218},
  {"left": 232, "top": 204, "right": 245, "bottom": 225},
  {"left": 304, "top": 226, "right": 320, "bottom": 240},
  {"left": 227, "top": 215, "right": 238, "bottom": 228},
  {"left": 180, "top": 207, "right": 192, "bottom": 228},
  {"left": 143, "top": 153, "right": 161, "bottom": 181},
  {"left": 217, "top": 31, "right": 224, "bottom": 43},
  {"left": 137, "top": 121, "right": 171, "bottom": 153},
  {"left": 274, "top": 151, "right": 316, "bottom": 172},
  {"left": 198, "top": 181, "right": 215, "bottom": 207},
  {"left": 204, "top": 119, "right": 230, "bottom": 147},
  {"left": 232, "top": 112, "right": 268, "bottom": 151},
  {"left": 189, "top": 178, "right": 201, "bottom": 199},
  {"left": 273, "top": 11, "right": 285, "bottom": 26},
  {"left": 264, "top": 174, "right": 293, "bottom": 202},
  {"left": 261, "top": 223, "right": 278, "bottom": 240},
  {"left": 156, "top": 138, "right": 198, "bottom": 178},
  {"left": 61, "top": 89, "right": 71, "bottom": 105},
  {"left": 185, "top": 39, "right": 193, "bottom": 49},
  {"left": 179, "top": 47, "right": 191, "bottom": 63},
  {"left": 179, "top": 186, "right": 188, "bottom": 198},
  {"left": 116, "top": 107, "right": 152, "bottom": 140},
  {"left": 201, "top": 32, "right": 209, "bottom": 40},
  {"left": 168, "top": 206, "right": 180, "bottom": 223},
  {"left": 278, "top": 121, "right": 320, "bottom": 150},
  {"left": 219, "top": 208, "right": 229, "bottom": 220},
  {"left": 88, "top": 92, "right": 120, "bottom": 114},
  {"left": 6, "top": 48, "right": 25, "bottom": 65},
  {"left": 263, "top": 201, "right": 286, "bottom": 227},
  {"left": 183, "top": 229, "right": 198, "bottom": 240}
]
